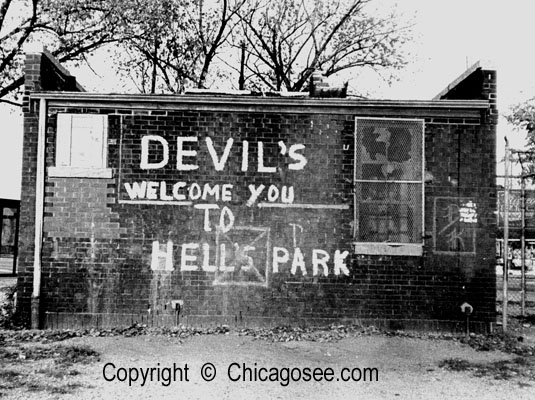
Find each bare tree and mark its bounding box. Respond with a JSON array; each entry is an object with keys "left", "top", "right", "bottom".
[
  {"left": 114, "top": 0, "right": 246, "bottom": 94},
  {"left": 0, "top": 0, "right": 131, "bottom": 105},
  {"left": 1, "top": 0, "right": 412, "bottom": 101},
  {"left": 232, "top": 0, "right": 412, "bottom": 92}
]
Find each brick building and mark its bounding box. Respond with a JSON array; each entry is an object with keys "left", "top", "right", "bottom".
[{"left": 17, "top": 48, "right": 498, "bottom": 330}]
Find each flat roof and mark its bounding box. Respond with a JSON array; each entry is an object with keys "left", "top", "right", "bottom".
[{"left": 30, "top": 92, "right": 489, "bottom": 118}]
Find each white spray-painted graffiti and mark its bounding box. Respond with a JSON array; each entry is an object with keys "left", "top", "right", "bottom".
[
  {"left": 139, "top": 136, "right": 307, "bottom": 172},
  {"left": 149, "top": 231, "right": 350, "bottom": 282},
  {"left": 151, "top": 240, "right": 174, "bottom": 271},
  {"left": 123, "top": 134, "right": 350, "bottom": 285},
  {"left": 194, "top": 227, "right": 270, "bottom": 286},
  {"left": 459, "top": 201, "right": 478, "bottom": 223},
  {"left": 433, "top": 197, "right": 477, "bottom": 254}
]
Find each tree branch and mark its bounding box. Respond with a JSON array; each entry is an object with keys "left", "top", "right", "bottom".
[
  {"left": 0, "top": 76, "right": 24, "bottom": 100},
  {"left": 197, "top": 0, "right": 228, "bottom": 88},
  {"left": 0, "top": 98, "right": 22, "bottom": 107},
  {"left": 0, "top": 0, "right": 13, "bottom": 32},
  {"left": 0, "top": 0, "right": 39, "bottom": 74}
]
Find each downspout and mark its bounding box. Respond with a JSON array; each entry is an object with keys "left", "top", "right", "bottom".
[{"left": 31, "top": 98, "right": 47, "bottom": 329}]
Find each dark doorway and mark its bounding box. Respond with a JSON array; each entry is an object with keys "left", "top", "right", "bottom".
[{"left": 0, "top": 199, "right": 19, "bottom": 276}]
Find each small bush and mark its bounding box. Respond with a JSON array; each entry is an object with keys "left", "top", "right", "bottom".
[
  {"left": 0, "top": 285, "right": 16, "bottom": 328},
  {"left": 56, "top": 345, "right": 100, "bottom": 365}
]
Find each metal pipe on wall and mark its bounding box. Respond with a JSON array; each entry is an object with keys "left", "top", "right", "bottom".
[{"left": 31, "top": 98, "right": 47, "bottom": 329}]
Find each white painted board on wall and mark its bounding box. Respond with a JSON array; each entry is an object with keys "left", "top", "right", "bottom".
[{"left": 0, "top": 105, "right": 22, "bottom": 200}]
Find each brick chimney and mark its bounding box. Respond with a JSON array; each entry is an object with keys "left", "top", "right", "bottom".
[{"left": 309, "top": 70, "right": 347, "bottom": 98}]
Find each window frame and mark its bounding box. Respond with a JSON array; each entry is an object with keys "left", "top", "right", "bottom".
[
  {"left": 353, "top": 117, "right": 425, "bottom": 256},
  {"left": 48, "top": 113, "right": 112, "bottom": 178}
]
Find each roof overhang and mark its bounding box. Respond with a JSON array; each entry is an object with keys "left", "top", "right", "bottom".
[{"left": 30, "top": 92, "right": 489, "bottom": 118}]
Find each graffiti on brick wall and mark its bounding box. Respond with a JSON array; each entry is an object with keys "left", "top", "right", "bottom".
[
  {"left": 119, "top": 135, "right": 346, "bottom": 208},
  {"left": 211, "top": 227, "right": 270, "bottom": 286},
  {"left": 150, "top": 227, "right": 270, "bottom": 286},
  {"left": 150, "top": 223, "right": 350, "bottom": 286},
  {"left": 123, "top": 136, "right": 305, "bottom": 207},
  {"left": 433, "top": 197, "right": 477, "bottom": 254},
  {"left": 124, "top": 134, "right": 350, "bottom": 285},
  {"left": 137, "top": 136, "right": 307, "bottom": 172}
]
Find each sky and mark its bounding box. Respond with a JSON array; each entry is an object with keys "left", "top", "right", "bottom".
[{"left": 1, "top": 0, "right": 534, "bottom": 200}]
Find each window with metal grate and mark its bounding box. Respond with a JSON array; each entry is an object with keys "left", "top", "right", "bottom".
[{"left": 353, "top": 117, "right": 424, "bottom": 256}]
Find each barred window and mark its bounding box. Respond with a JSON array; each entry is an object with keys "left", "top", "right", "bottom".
[{"left": 354, "top": 118, "right": 424, "bottom": 256}]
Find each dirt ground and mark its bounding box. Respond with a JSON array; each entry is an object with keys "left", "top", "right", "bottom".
[
  {"left": 0, "top": 330, "right": 534, "bottom": 400},
  {"left": 2, "top": 276, "right": 535, "bottom": 400}
]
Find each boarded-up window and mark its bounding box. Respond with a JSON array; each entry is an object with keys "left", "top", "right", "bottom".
[
  {"left": 354, "top": 118, "right": 424, "bottom": 256},
  {"left": 56, "top": 114, "right": 107, "bottom": 168},
  {"left": 50, "top": 114, "right": 111, "bottom": 178}
]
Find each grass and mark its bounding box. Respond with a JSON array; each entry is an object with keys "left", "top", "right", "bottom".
[
  {"left": 56, "top": 344, "right": 100, "bottom": 365},
  {"left": 26, "top": 381, "right": 84, "bottom": 394},
  {"left": 36, "top": 366, "right": 80, "bottom": 379},
  {"left": 0, "top": 343, "right": 99, "bottom": 396},
  {"left": 0, "top": 344, "right": 100, "bottom": 363},
  {"left": 0, "top": 369, "right": 22, "bottom": 390},
  {"left": 440, "top": 356, "right": 535, "bottom": 381}
]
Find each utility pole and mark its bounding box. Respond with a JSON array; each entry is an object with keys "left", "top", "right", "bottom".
[
  {"left": 503, "top": 138, "right": 510, "bottom": 332},
  {"left": 521, "top": 172, "right": 526, "bottom": 317},
  {"left": 239, "top": 42, "right": 246, "bottom": 90}
]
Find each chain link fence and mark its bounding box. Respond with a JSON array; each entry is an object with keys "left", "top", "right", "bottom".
[
  {"left": 496, "top": 260, "right": 535, "bottom": 315},
  {"left": 497, "top": 185, "right": 535, "bottom": 331}
]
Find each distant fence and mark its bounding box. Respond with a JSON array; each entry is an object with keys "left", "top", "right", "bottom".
[{"left": 496, "top": 267, "right": 535, "bottom": 332}]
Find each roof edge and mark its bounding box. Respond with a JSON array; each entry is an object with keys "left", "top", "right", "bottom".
[
  {"left": 433, "top": 60, "right": 495, "bottom": 101},
  {"left": 30, "top": 91, "right": 490, "bottom": 110}
]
